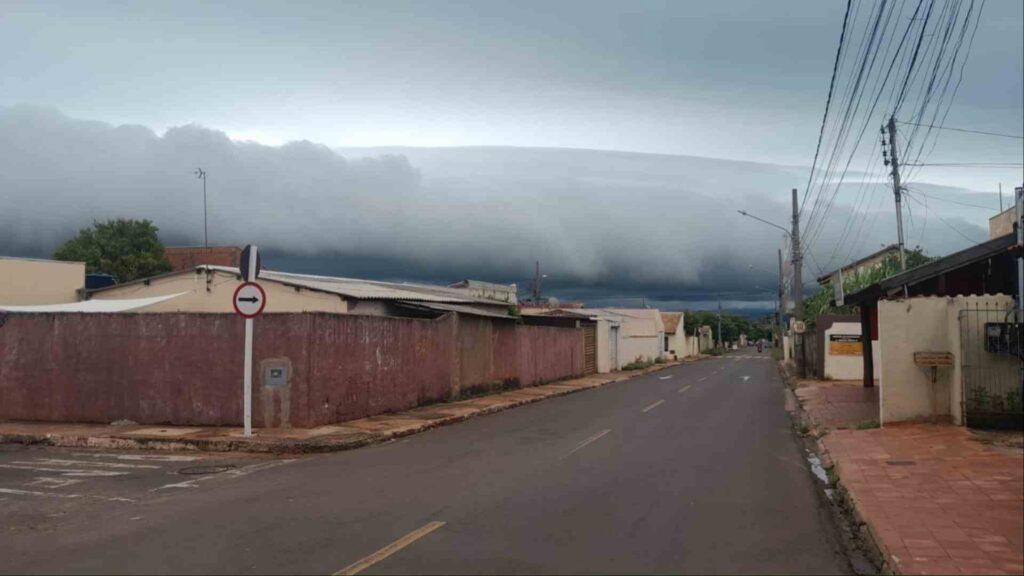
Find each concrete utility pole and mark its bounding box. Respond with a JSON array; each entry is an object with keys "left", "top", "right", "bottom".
[
  {"left": 717, "top": 300, "right": 723, "bottom": 349},
  {"left": 883, "top": 117, "right": 907, "bottom": 272},
  {"left": 1016, "top": 185, "right": 1023, "bottom": 323},
  {"left": 195, "top": 168, "right": 208, "bottom": 248},
  {"left": 532, "top": 261, "right": 541, "bottom": 305},
  {"left": 777, "top": 248, "right": 784, "bottom": 345},
  {"left": 791, "top": 188, "right": 803, "bottom": 318}
]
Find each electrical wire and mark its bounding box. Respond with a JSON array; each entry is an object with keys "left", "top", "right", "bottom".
[{"left": 896, "top": 121, "right": 1022, "bottom": 140}]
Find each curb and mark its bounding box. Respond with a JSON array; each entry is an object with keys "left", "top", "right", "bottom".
[
  {"left": 1, "top": 359, "right": 703, "bottom": 455},
  {"left": 776, "top": 359, "right": 892, "bottom": 575}
]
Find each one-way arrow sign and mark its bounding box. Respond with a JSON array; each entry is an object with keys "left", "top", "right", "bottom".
[{"left": 233, "top": 282, "right": 267, "bottom": 318}]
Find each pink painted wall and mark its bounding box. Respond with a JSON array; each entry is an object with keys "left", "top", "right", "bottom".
[{"left": 0, "top": 311, "right": 583, "bottom": 427}]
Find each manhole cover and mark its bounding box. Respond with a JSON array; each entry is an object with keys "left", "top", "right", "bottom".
[
  {"left": 886, "top": 460, "right": 916, "bottom": 466},
  {"left": 0, "top": 444, "right": 29, "bottom": 452},
  {"left": 177, "top": 464, "right": 236, "bottom": 475}
]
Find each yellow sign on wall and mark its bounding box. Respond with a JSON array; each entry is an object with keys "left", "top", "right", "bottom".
[{"left": 829, "top": 334, "right": 863, "bottom": 356}]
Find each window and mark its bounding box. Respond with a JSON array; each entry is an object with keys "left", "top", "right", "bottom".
[{"left": 664, "top": 335, "right": 669, "bottom": 351}]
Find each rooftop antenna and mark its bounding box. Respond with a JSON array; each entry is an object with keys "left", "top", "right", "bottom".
[{"left": 195, "top": 168, "right": 208, "bottom": 247}]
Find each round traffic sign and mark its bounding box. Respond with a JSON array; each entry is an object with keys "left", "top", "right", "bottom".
[{"left": 232, "top": 282, "right": 267, "bottom": 318}]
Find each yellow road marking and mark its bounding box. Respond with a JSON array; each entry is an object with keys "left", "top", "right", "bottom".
[
  {"left": 335, "top": 521, "right": 446, "bottom": 575},
  {"left": 678, "top": 385, "right": 691, "bottom": 394},
  {"left": 642, "top": 399, "right": 665, "bottom": 413},
  {"left": 562, "top": 429, "right": 612, "bottom": 459}
]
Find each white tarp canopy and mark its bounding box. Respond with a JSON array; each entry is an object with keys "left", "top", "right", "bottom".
[{"left": 0, "top": 292, "right": 186, "bottom": 313}]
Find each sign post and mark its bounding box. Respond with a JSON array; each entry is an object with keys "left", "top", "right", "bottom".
[{"left": 233, "top": 245, "right": 265, "bottom": 437}]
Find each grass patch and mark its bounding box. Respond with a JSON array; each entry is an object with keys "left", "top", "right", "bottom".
[{"left": 855, "top": 420, "right": 880, "bottom": 430}]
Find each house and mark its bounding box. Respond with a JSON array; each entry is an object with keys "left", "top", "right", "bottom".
[
  {"left": 87, "top": 265, "right": 517, "bottom": 319},
  {"left": 523, "top": 307, "right": 619, "bottom": 373},
  {"left": 660, "top": 312, "right": 687, "bottom": 359},
  {"left": 845, "top": 230, "right": 1021, "bottom": 427},
  {"left": 815, "top": 244, "right": 901, "bottom": 288},
  {"left": 600, "top": 308, "right": 665, "bottom": 364},
  {"left": 0, "top": 256, "right": 85, "bottom": 305}
]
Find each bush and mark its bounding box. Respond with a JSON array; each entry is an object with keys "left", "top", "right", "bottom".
[{"left": 622, "top": 356, "right": 655, "bottom": 370}]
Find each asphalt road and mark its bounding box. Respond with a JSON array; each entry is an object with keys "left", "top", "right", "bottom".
[{"left": 1, "top": 351, "right": 850, "bottom": 574}]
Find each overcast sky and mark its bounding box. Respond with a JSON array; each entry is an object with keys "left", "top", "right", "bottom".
[
  {"left": 1, "top": 1, "right": 1021, "bottom": 312},
  {"left": 2, "top": 1, "right": 1020, "bottom": 173}
]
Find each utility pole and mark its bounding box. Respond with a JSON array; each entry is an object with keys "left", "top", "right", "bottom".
[
  {"left": 777, "top": 248, "right": 784, "bottom": 346},
  {"left": 717, "top": 300, "right": 723, "bottom": 350},
  {"left": 1016, "top": 185, "right": 1023, "bottom": 323},
  {"left": 532, "top": 261, "right": 540, "bottom": 305},
  {"left": 532, "top": 261, "right": 549, "bottom": 306},
  {"left": 195, "top": 168, "right": 208, "bottom": 248},
  {"left": 791, "top": 188, "right": 803, "bottom": 318},
  {"left": 882, "top": 117, "right": 907, "bottom": 271}
]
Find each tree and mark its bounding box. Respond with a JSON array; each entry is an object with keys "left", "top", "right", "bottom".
[
  {"left": 801, "top": 248, "right": 934, "bottom": 325},
  {"left": 54, "top": 219, "right": 172, "bottom": 283},
  {"left": 682, "top": 309, "right": 758, "bottom": 344}
]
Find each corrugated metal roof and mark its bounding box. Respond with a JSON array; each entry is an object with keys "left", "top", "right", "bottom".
[
  {"left": 0, "top": 292, "right": 186, "bottom": 313},
  {"left": 394, "top": 301, "right": 516, "bottom": 320},
  {"left": 201, "top": 266, "right": 506, "bottom": 305}
]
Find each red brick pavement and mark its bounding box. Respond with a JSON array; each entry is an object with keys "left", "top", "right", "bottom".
[{"left": 823, "top": 424, "right": 1024, "bottom": 575}]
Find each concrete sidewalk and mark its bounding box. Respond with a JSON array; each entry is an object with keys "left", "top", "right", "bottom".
[{"left": 0, "top": 359, "right": 697, "bottom": 454}]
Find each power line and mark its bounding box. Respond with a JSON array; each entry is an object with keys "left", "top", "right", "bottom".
[
  {"left": 801, "top": 0, "right": 855, "bottom": 216},
  {"left": 903, "top": 188, "right": 1001, "bottom": 210},
  {"left": 904, "top": 162, "right": 1024, "bottom": 167},
  {"left": 896, "top": 119, "right": 1023, "bottom": 139},
  {"left": 904, "top": 189, "right": 982, "bottom": 243}
]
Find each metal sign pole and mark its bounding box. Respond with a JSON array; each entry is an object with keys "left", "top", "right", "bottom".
[{"left": 243, "top": 246, "right": 258, "bottom": 437}]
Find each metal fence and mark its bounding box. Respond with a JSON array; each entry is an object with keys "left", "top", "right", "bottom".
[{"left": 959, "top": 305, "right": 1023, "bottom": 429}]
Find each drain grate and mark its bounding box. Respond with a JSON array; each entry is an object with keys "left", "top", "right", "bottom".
[{"left": 177, "top": 464, "right": 236, "bottom": 475}]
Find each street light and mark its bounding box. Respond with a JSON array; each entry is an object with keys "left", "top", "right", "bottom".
[
  {"left": 737, "top": 210, "right": 790, "bottom": 238},
  {"left": 195, "top": 168, "right": 208, "bottom": 247}
]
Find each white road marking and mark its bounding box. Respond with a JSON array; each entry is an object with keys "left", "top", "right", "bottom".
[
  {"left": 151, "top": 480, "right": 199, "bottom": 491},
  {"left": 642, "top": 399, "right": 665, "bottom": 413},
  {"left": 658, "top": 375, "right": 673, "bottom": 380},
  {"left": 335, "top": 521, "right": 446, "bottom": 575},
  {"left": 0, "top": 464, "right": 127, "bottom": 477},
  {"left": 0, "top": 487, "right": 135, "bottom": 503},
  {"left": 26, "top": 477, "right": 82, "bottom": 489},
  {"left": 151, "top": 459, "right": 295, "bottom": 492},
  {"left": 562, "top": 429, "right": 612, "bottom": 459},
  {"left": 72, "top": 453, "right": 200, "bottom": 462},
  {"left": 678, "top": 385, "right": 692, "bottom": 394},
  {"left": 29, "top": 458, "right": 161, "bottom": 470},
  {"left": 741, "top": 376, "right": 750, "bottom": 382},
  {"left": 697, "top": 377, "right": 707, "bottom": 382}
]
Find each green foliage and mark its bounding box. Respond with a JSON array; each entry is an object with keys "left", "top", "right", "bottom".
[
  {"left": 53, "top": 219, "right": 172, "bottom": 283},
  {"left": 802, "top": 248, "right": 933, "bottom": 325},
  {"left": 967, "top": 387, "right": 1023, "bottom": 414},
  {"left": 681, "top": 310, "right": 770, "bottom": 345},
  {"left": 855, "top": 420, "right": 880, "bottom": 430}
]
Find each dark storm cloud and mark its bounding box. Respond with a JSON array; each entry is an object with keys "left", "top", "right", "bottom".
[{"left": 0, "top": 107, "right": 995, "bottom": 308}]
